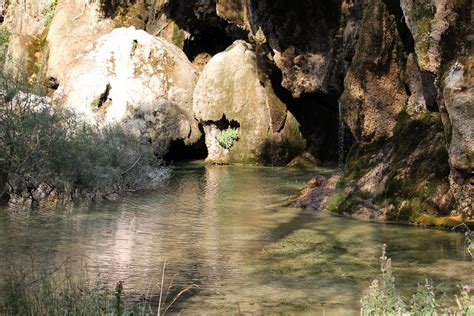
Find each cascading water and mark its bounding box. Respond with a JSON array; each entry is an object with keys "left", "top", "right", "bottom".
[{"left": 337, "top": 102, "right": 345, "bottom": 173}]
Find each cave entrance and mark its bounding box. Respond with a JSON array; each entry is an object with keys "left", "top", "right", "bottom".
[
  {"left": 164, "top": 125, "right": 208, "bottom": 162},
  {"left": 288, "top": 92, "right": 354, "bottom": 164},
  {"left": 264, "top": 57, "right": 354, "bottom": 165}
]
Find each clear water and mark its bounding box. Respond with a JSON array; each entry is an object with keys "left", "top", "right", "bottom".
[{"left": 0, "top": 163, "right": 472, "bottom": 314}]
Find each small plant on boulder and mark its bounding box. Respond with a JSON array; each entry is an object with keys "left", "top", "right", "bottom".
[{"left": 217, "top": 127, "right": 239, "bottom": 149}]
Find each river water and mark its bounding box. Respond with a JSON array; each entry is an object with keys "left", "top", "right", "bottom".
[{"left": 0, "top": 163, "right": 472, "bottom": 314}]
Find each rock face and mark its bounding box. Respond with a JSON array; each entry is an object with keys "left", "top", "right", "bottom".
[
  {"left": 442, "top": 60, "right": 474, "bottom": 217},
  {"left": 57, "top": 27, "right": 200, "bottom": 157},
  {"left": 340, "top": 0, "right": 408, "bottom": 142},
  {"left": 46, "top": 0, "right": 115, "bottom": 84},
  {"left": 193, "top": 40, "right": 305, "bottom": 164},
  {"left": 247, "top": 0, "right": 361, "bottom": 97}
]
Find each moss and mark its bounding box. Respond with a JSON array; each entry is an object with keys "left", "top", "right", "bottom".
[
  {"left": 171, "top": 23, "right": 186, "bottom": 49},
  {"left": 326, "top": 192, "right": 345, "bottom": 212},
  {"left": 343, "top": 138, "right": 385, "bottom": 182},
  {"left": 25, "top": 31, "right": 49, "bottom": 85},
  {"left": 340, "top": 107, "right": 452, "bottom": 223},
  {"left": 414, "top": 214, "right": 467, "bottom": 228}
]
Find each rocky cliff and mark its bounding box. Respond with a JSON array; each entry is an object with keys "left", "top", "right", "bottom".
[{"left": 1, "top": 0, "right": 472, "bottom": 221}]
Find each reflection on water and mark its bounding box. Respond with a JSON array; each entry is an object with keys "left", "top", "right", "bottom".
[{"left": 0, "top": 163, "right": 472, "bottom": 314}]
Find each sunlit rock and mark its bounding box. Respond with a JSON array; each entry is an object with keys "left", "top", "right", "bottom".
[
  {"left": 56, "top": 26, "right": 200, "bottom": 157},
  {"left": 193, "top": 40, "right": 305, "bottom": 165}
]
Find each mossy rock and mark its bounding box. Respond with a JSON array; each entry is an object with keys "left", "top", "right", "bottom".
[{"left": 340, "top": 109, "right": 452, "bottom": 222}]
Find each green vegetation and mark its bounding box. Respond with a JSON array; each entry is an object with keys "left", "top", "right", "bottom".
[
  {"left": 0, "top": 27, "right": 10, "bottom": 49},
  {"left": 217, "top": 127, "right": 239, "bottom": 149},
  {"left": 0, "top": 261, "right": 196, "bottom": 315},
  {"left": 361, "top": 245, "right": 474, "bottom": 315},
  {"left": 0, "top": 64, "right": 168, "bottom": 206},
  {"left": 325, "top": 192, "right": 345, "bottom": 212},
  {"left": 44, "top": 0, "right": 57, "bottom": 28}
]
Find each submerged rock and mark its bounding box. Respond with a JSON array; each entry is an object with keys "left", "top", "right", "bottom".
[
  {"left": 289, "top": 175, "right": 340, "bottom": 211},
  {"left": 193, "top": 40, "right": 305, "bottom": 164},
  {"left": 56, "top": 27, "right": 200, "bottom": 157}
]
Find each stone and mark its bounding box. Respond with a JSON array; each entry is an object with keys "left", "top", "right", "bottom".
[
  {"left": 193, "top": 40, "right": 305, "bottom": 164},
  {"left": 442, "top": 60, "right": 474, "bottom": 217},
  {"left": 289, "top": 175, "right": 340, "bottom": 211},
  {"left": 339, "top": 0, "right": 408, "bottom": 142},
  {"left": 46, "top": 0, "right": 115, "bottom": 84},
  {"left": 56, "top": 26, "right": 200, "bottom": 157}
]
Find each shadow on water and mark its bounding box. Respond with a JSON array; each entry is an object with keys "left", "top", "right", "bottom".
[{"left": 0, "top": 163, "right": 471, "bottom": 314}]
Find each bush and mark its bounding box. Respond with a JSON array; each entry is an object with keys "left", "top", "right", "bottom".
[
  {"left": 216, "top": 127, "right": 239, "bottom": 149},
  {"left": 0, "top": 260, "right": 197, "bottom": 315},
  {"left": 361, "top": 244, "right": 474, "bottom": 315},
  {"left": 0, "top": 65, "right": 169, "bottom": 205}
]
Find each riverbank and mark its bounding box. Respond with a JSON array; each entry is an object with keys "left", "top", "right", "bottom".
[{"left": 291, "top": 174, "right": 474, "bottom": 231}]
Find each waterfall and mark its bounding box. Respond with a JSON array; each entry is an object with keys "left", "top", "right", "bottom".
[{"left": 338, "top": 102, "right": 345, "bottom": 173}]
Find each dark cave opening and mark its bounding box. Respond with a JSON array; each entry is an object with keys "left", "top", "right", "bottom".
[
  {"left": 164, "top": 129, "right": 208, "bottom": 162},
  {"left": 183, "top": 26, "right": 235, "bottom": 62},
  {"left": 206, "top": 114, "right": 240, "bottom": 131},
  {"left": 161, "top": 0, "right": 248, "bottom": 62},
  {"left": 262, "top": 50, "right": 354, "bottom": 164}
]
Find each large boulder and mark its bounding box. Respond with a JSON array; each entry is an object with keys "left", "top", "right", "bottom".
[
  {"left": 46, "top": 0, "right": 115, "bottom": 84},
  {"left": 193, "top": 40, "right": 305, "bottom": 164},
  {"left": 56, "top": 27, "right": 201, "bottom": 157}
]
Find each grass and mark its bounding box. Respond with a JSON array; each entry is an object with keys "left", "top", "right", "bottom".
[
  {"left": 0, "top": 260, "right": 198, "bottom": 316},
  {"left": 0, "top": 27, "right": 10, "bottom": 49}
]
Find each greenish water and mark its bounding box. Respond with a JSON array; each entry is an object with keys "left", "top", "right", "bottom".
[{"left": 0, "top": 163, "right": 472, "bottom": 314}]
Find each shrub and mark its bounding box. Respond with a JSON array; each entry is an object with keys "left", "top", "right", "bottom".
[
  {"left": 216, "top": 127, "right": 239, "bottom": 149},
  {"left": 0, "top": 260, "right": 197, "bottom": 315},
  {"left": 0, "top": 63, "right": 169, "bottom": 205},
  {"left": 361, "top": 244, "right": 474, "bottom": 315}
]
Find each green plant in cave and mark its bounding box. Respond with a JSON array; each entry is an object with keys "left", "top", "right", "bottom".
[
  {"left": 44, "top": 0, "right": 57, "bottom": 28},
  {"left": 217, "top": 127, "right": 239, "bottom": 150},
  {"left": 325, "top": 192, "right": 345, "bottom": 212}
]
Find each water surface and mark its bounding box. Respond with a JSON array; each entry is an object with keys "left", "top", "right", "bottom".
[{"left": 0, "top": 163, "right": 472, "bottom": 314}]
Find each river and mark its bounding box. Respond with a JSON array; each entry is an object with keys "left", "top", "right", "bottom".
[{"left": 0, "top": 163, "right": 472, "bottom": 314}]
